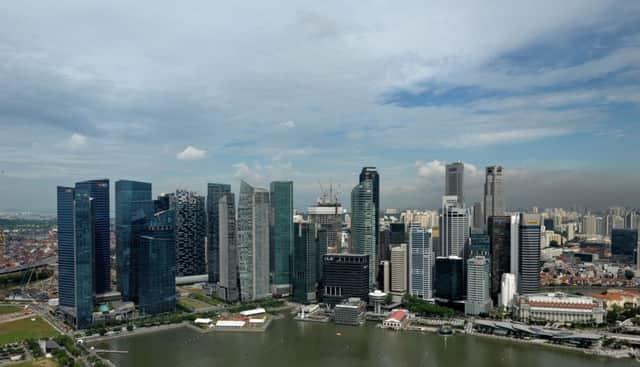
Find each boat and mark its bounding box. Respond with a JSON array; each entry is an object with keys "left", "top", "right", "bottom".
[{"left": 437, "top": 326, "right": 454, "bottom": 336}]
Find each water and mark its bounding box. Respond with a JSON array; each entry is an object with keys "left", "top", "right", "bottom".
[{"left": 96, "top": 318, "right": 632, "bottom": 367}]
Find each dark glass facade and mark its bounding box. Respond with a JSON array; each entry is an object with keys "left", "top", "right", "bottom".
[
  {"left": 115, "top": 180, "right": 153, "bottom": 302},
  {"left": 270, "top": 181, "right": 293, "bottom": 288},
  {"left": 73, "top": 187, "right": 95, "bottom": 329},
  {"left": 488, "top": 216, "right": 511, "bottom": 303},
  {"left": 292, "top": 222, "right": 317, "bottom": 303},
  {"left": 175, "top": 190, "right": 206, "bottom": 276},
  {"left": 57, "top": 186, "right": 76, "bottom": 308},
  {"left": 518, "top": 214, "right": 541, "bottom": 294},
  {"left": 321, "top": 254, "right": 369, "bottom": 306},
  {"left": 217, "top": 193, "right": 239, "bottom": 302},
  {"left": 359, "top": 167, "right": 379, "bottom": 255},
  {"left": 470, "top": 229, "right": 490, "bottom": 257},
  {"left": 434, "top": 256, "right": 464, "bottom": 302},
  {"left": 206, "top": 183, "right": 231, "bottom": 283},
  {"left": 611, "top": 229, "right": 638, "bottom": 261}
]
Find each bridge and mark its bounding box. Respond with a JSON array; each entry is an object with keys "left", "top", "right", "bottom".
[
  {"left": 93, "top": 349, "right": 129, "bottom": 354},
  {"left": 0, "top": 256, "right": 57, "bottom": 275}
]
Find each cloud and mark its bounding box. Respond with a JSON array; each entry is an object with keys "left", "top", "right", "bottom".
[
  {"left": 64, "top": 133, "right": 87, "bottom": 151},
  {"left": 177, "top": 146, "right": 206, "bottom": 160},
  {"left": 445, "top": 128, "right": 573, "bottom": 148},
  {"left": 277, "top": 120, "right": 296, "bottom": 128},
  {"left": 415, "top": 160, "right": 445, "bottom": 179}
]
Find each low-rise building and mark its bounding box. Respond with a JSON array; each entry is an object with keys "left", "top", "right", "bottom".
[
  {"left": 381, "top": 309, "right": 409, "bottom": 330},
  {"left": 513, "top": 292, "right": 606, "bottom": 325},
  {"left": 592, "top": 289, "right": 640, "bottom": 310},
  {"left": 334, "top": 298, "right": 366, "bottom": 326}
]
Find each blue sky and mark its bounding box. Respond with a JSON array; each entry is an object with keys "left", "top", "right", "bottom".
[{"left": 0, "top": 1, "right": 639, "bottom": 212}]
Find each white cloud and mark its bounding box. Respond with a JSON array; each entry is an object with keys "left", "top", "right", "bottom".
[
  {"left": 177, "top": 145, "right": 206, "bottom": 160},
  {"left": 277, "top": 120, "right": 296, "bottom": 128},
  {"left": 445, "top": 128, "right": 572, "bottom": 148},
  {"left": 415, "top": 160, "right": 445, "bottom": 179},
  {"left": 65, "top": 133, "right": 87, "bottom": 151}
]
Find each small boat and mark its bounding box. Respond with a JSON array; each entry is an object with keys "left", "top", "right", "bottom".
[
  {"left": 336, "top": 332, "right": 342, "bottom": 336},
  {"left": 437, "top": 326, "right": 454, "bottom": 336}
]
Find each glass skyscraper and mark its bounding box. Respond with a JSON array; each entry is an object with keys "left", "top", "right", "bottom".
[
  {"left": 73, "top": 187, "right": 95, "bottom": 329},
  {"left": 359, "top": 167, "right": 379, "bottom": 256},
  {"left": 217, "top": 192, "right": 239, "bottom": 302},
  {"left": 409, "top": 224, "right": 434, "bottom": 299},
  {"left": 174, "top": 190, "right": 207, "bottom": 277},
  {"left": 518, "top": 214, "right": 541, "bottom": 294},
  {"left": 293, "top": 222, "right": 317, "bottom": 303},
  {"left": 206, "top": 183, "right": 231, "bottom": 284},
  {"left": 270, "top": 181, "right": 293, "bottom": 294},
  {"left": 56, "top": 187, "right": 76, "bottom": 310},
  {"left": 351, "top": 179, "right": 376, "bottom": 288},
  {"left": 488, "top": 216, "right": 512, "bottom": 303}
]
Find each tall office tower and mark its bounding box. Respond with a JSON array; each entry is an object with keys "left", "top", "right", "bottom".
[
  {"left": 409, "top": 225, "right": 434, "bottom": 299},
  {"left": 434, "top": 256, "right": 464, "bottom": 302},
  {"left": 469, "top": 229, "right": 490, "bottom": 257},
  {"left": 316, "top": 227, "right": 328, "bottom": 283},
  {"left": 582, "top": 215, "right": 597, "bottom": 235},
  {"left": 237, "top": 181, "right": 271, "bottom": 301},
  {"left": 57, "top": 186, "right": 95, "bottom": 329},
  {"left": 488, "top": 216, "right": 513, "bottom": 303},
  {"left": 154, "top": 194, "right": 171, "bottom": 212},
  {"left": 359, "top": 167, "right": 380, "bottom": 253},
  {"left": 217, "top": 192, "right": 239, "bottom": 302},
  {"left": 76, "top": 179, "right": 110, "bottom": 294},
  {"left": 465, "top": 256, "right": 492, "bottom": 315},
  {"left": 115, "top": 180, "right": 153, "bottom": 302},
  {"left": 137, "top": 209, "right": 177, "bottom": 315},
  {"left": 270, "top": 181, "right": 294, "bottom": 296},
  {"left": 440, "top": 196, "right": 470, "bottom": 258},
  {"left": 611, "top": 229, "right": 639, "bottom": 262},
  {"left": 390, "top": 223, "right": 406, "bottom": 244},
  {"left": 382, "top": 260, "right": 390, "bottom": 293},
  {"left": 472, "top": 202, "right": 483, "bottom": 229},
  {"left": 308, "top": 187, "right": 343, "bottom": 253},
  {"left": 499, "top": 273, "right": 517, "bottom": 308},
  {"left": 206, "top": 183, "right": 231, "bottom": 284},
  {"left": 483, "top": 166, "right": 505, "bottom": 225},
  {"left": 321, "top": 254, "right": 369, "bottom": 306},
  {"left": 518, "top": 214, "right": 541, "bottom": 294},
  {"left": 292, "top": 222, "right": 317, "bottom": 303},
  {"left": 390, "top": 244, "right": 407, "bottom": 294},
  {"left": 445, "top": 161, "right": 464, "bottom": 205},
  {"left": 626, "top": 212, "right": 637, "bottom": 229},
  {"left": 379, "top": 228, "right": 391, "bottom": 265},
  {"left": 174, "top": 190, "right": 207, "bottom": 277},
  {"left": 543, "top": 218, "right": 555, "bottom": 231},
  {"left": 351, "top": 179, "right": 377, "bottom": 288}
]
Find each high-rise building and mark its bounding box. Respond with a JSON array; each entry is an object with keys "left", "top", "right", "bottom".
[
  {"left": 611, "top": 229, "right": 638, "bottom": 262},
  {"left": 115, "top": 180, "right": 153, "bottom": 302},
  {"left": 292, "top": 222, "right": 317, "bottom": 303},
  {"left": 465, "top": 256, "right": 492, "bottom": 315},
  {"left": 488, "top": 216, "right": 515, "bottom": 303},
  {"left": 499, "top": 273, "right": 517, "bottom": 308},
  {"left": 581, "top": 215, "right": 598, "bottom": 236},
  {"left": 351, "top": 179, "right": 377, "bottom": 288},
  {"left": 409, "top": 225, "right": 433, "bottom": 300},
  {"left": 307, "top": 189, "right": 343, "bottom": 253},
  {"left": 434, "top": 256, "right": 464, "bottom": 302},
  {"left": 206, "top": 183, "right": 231, "bottom": 284},
  {"left": 316, "top": 227, "right": 328, "bottom": 283},
  {"left": 483, "top": 166, "right": 504, "bottom": 225},
  {"left": 237, "top": 181, "right": 271, "bottom": 301},
  {"left": 469, "top": 229, "right": 490, "bottom": 257},
  {"left": 137, "top": 209, "right": 177, "bottom": 315},
  {"left": 217, "top": 192, "right": 239, "bottom": 302},
  {"left": 174, "top": 190, "right": 206, "bottom": 277},
  {"left": 518, "top": 214, "right": 541, "bottom": 294},
  {"left": 321, "top": 254, "right": 369, "bottom": 306},
  {"left": 472, "top": 202, "right": 483, "bottom": 229},
  {"left": 359, "top": 167, "right": 380, "bottom": 253},
  {"left": 389, "top": 223, "right": 405, "bottom": 245},
  {"left": 76, "top": 179, "right": 111, "bottom": 294},
  {"left": 270, "top": 181, "right": 293, "bottom": 295},
  {"left": 440, "top": 196, "right": 469, "bottom": 258},
  {"left": 390, "top": 244, "right": 407, "bottom": 294},
  {"left": 445, "top": 162, "right": 464, "bottom": 205}
]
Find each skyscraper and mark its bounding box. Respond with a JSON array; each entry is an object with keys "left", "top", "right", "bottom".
[
  {"left": 483, "top": 166, "right": 505, "bottom": 225},
  {"left": 321, "top": 254, "right": 369, "bottom": 306},
  {"left": 307, "top": 189, "right": 343, "bottom": 253},
  {"left": 174, "top": 190, "right": 206, "bottom": 277},
  {"left": 518, "top": 214, "right": 541, "bottom": 294},
  {"left": 434, "top": 256, "right": 464, "bottom": 302},
  {"left": 115, "top": 180, "right": 153, "bottom": 302},
  {"left": 56, "top": 187, "right": 76, "bottom": 313},
  {"left": 390, "top": 244, "right": 407, "bottom": 294},
  {"left": 445, "top": 162, "right": 464, "bottom": 205},
  {"left": 237, "top": 181, "right": 271, "bottom": 301},
  {"left": 359, "top": 167, "right": 380, "bottom": 252},
  {"left": 465, "top": 256, "right": 492, "bottom": 315},
  {"left": 217, "top": 192, "right": 239, "bottom": 302},
  {"left": 488, "top": 215, "right": 514, "bottom": 302},
  {"left": 292, "top": 222, "right": 317, "bottom": 303},
  {"left": 472, "top": 202, "right": 483, "bottom": 229},
  {"left": 270, "top": 181, "right": 294, "bottom": 295},
  {"left": 71, "top": 186, "right": 95, "bottom": 329},
  {"left": 469, "top": 229, "right": 490, "bottom": 257},
  {"left": 75, "top": 179, "right": 110, "bottom": 294},
  {"left": 351, "top": 179, "right": 377, "bottom": 288},
  {"left": 440, "top": 196, "right": 470, "bottom": 258},
  {"left": 206, "top": 183, "right": 231, "bottom": 284},
  {"left": 611, "top": 229, "right": 638, "bottom": 262},
  {"left": 409, "top": 224, "right": 434, "bottom": 300}
]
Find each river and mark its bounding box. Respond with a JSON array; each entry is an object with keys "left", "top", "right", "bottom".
[{"left": 95, "top": 318, "right": 633, "bottom": 367}]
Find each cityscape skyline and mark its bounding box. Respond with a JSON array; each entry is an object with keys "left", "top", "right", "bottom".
[{"left": 1, "top": 2, "right": 640, "bottom": 212}]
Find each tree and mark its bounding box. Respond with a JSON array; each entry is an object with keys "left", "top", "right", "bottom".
[{"left": 624, "top": 269, "right": 635, "bottom": 280}]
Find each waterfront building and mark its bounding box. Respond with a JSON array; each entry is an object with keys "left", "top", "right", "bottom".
[
  {"left": 381, "top": 309, "right": 409, "bottom": 330},
  {"left": 334, "top": 298, "right": 366, "bottom": 325},
  {"left": 217, "top": 192, "right": 239, "bottom": 302},
  {"left": 115, "top": 180, "right": 153, "bottom": 302},
  {"left": 469, "top": 229, "right": 490, "bottom": 257},
  {"left": 238, "top": 181, "right": 271, "bottom": 301},
  {"left": 434, "top": 256, "right": 464, "bottom": 302},
  {"left": 483, "top": 166, "right": 505, "bottom": 225},
  {"left": 321, "top": 254, "right": 369, "bottom": 306},
  {"left": 292, "top": 222, "right": 317, "bottom": 303},
  {"left": 351, "top": 179, "right": 377, "bottom": 288},
  {"left": 174, "top": 190, "right": 206, "bottom": 277},
  {"left": 465, "top": 256, "right": 492, "bottom": 316},
  {"left": 513, "top": 292, "right": 606, "bottom": 325},
  {"left": 307, "top": 190, "right": 343, "bottom": 253},
  {"left": 518, "top": 214, "right": 541, "bottom": 294},
  {"left": 408, "top": 225, "right": 433, "bottom": 300},
  {"left": 440, "top": 196, "right": 469, "bottom": 258},
  {"left": 206, "top": 183, "right": 231, "bottom": 284},
  {"left": 611, "top": 229, "right": 638, "bottom": 262},
  {"left": 71, "top": 186, "right": 95, "bottom": 329},
  {"left": 390, "top": 244, "right": 407, "bottom": 294},
  {"left": 316, "top": 227, "right": 328, "bottom": 282},
  {"left": 445, "top": 161, "right": 464, "bottom": 205},
  {"left": 499, "top": 273, "right": 517, "bottom": 308},
  {"left": 270, "top": 181, "right": 294, "bottom": 296},
  {"left": 359, "top": 167, "right": 380, "bottom": 254},
  {"left": 488, "top": 215, "right": 516, "bottom": 303},
  {"left": 369, "top": 290, "right": 386, "bottom": 314}
]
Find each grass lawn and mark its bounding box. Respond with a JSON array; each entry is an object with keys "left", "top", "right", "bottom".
[
  {"left": 0, "top": 305, "right": 22, "bottom": 315},
  {"left": 7, "top": 359, "right": 58, "bottom": 367},
  {"left": 177, "top": 297, "right": 209, "bottom": 311},
  {"left": 0, "top": 317, "right": 59, "bottom": 345}
]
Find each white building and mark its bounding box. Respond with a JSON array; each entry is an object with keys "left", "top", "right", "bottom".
[
  {"left": 391, "top": 244, "right": 407, "bottom": 294},
  {"left": 513, "top": 292, "right": 606, "bottom": 325},
  {"left": 465, "top": 256, "right": 492, "bottom": 315},
  {"left": 499, "top": 273, "right": 517, "bottom": 308}
]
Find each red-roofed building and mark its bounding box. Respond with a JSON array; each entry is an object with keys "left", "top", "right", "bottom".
[{"left": 382, "top": 309, "right": 409, "bottom": 330}]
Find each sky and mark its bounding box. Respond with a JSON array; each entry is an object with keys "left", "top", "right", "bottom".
[{"left": 0, "top": 1, "right": 639, "bottom": 213}]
